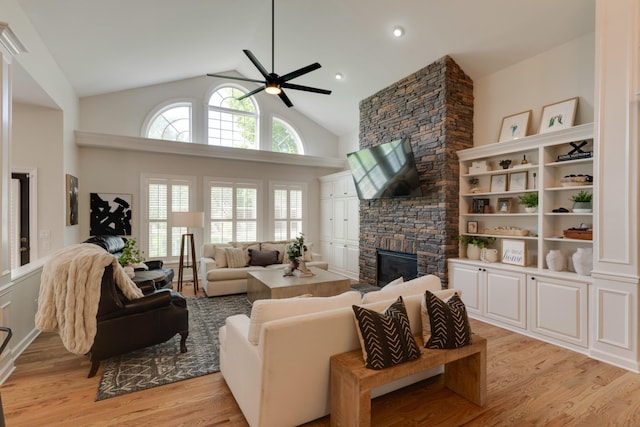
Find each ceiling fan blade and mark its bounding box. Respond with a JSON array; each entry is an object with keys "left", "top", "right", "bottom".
[
  {"left": 243, "top": 49, "right": 270, "bottom": 79},
  {"left": 236, "top": 86, "right": 266, "bottom": 101},
  {"left": 206, "top": 73, "right": 264, "bottom": 84},
  {"left": 281, "top": 82, "right": 332, "bottom": 95},
  {"left": 278, "top": 90, "right": 293, "bottom": 108},
  {"left": 278, "top": 63, "right": 321, "bottom": 83}
]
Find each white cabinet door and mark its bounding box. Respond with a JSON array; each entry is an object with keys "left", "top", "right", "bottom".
[
  {"left": 448, "top": 261, "right": 483, "bottom": 315},
  {"left": 346, "top": 198, "right": 360, "bottom": 243},
  {"left": 332, "top": 243, "right": 347, "bottom": 271},
  {"left": 346, "top": 244, "right": 360, "bottom": 279},
  {"left": 320, "top": 240, "right": 333, "bottom": 267},
  {"left": 484, "top": 269, "right": 527, "bottom": 329},
  {"left": 320, "top": 199, "right": 333, "bottom": 241},
  {"left": 333, "top": 198, "right": 348, "bottom": 241},
  {"left": 530, "top": 275, "right": 588, "bottom": 348}
]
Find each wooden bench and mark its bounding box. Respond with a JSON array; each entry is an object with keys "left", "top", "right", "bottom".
[{"left": 330, "top": 334, "right": 487, "bottom": 427}]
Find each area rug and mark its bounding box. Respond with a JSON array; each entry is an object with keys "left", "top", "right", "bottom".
[{"left": 96, "top": 294, "right": 252, "bottom": 401}]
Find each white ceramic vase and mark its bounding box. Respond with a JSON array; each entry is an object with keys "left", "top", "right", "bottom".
[
  {"left": 525, "top": 207, "right": 537, "bottom": 213},
  {"left": 572, "top": 247, "right": 593, "bottom": 276},
  {"left": 546, "top": 250, "right": 566, "bottom": 271},
  {"left": 467, "top": 244, "right": 481, "bottom": 260}
]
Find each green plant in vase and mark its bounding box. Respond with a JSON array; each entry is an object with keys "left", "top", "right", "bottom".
[
  {"left": 518, "top": 192, "right": 538, "bottom": 212},
  {"left": 118, "top": 238, "right": 144, "bottom": 266},
  {"left": 570, "top": 190, "right": 593, "bottom": 213},
  {"left": 457, "top": 235, "right": 496, "bottom": 260}
]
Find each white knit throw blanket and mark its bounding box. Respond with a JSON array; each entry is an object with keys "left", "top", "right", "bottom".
[{"left": 35, "top": 243, "right": 144, "bottom": 355}]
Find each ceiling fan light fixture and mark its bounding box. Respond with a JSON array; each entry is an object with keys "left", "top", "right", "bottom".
[
  {"left": 335, "top": 73, "right": 344, "bottom": 80},
  {"left": 265, "top": 84, "right": 282, "bottom": 95},
  {"left": 393, "top": 26, "right": 405, "bottom": 38}
]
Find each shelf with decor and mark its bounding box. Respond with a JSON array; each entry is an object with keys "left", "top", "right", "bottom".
[{"left": 455, "top": 123, "right": 594, "bottom": 275}]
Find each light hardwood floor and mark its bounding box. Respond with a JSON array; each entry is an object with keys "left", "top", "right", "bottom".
[{"left": 3, "top": 284, "right": 640, "bottom": 426}]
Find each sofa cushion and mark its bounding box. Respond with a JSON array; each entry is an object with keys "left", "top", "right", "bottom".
[
  {"left": 248, "top": 249, "right": 280, "bottom": 267},
  {"left": 424, "top": 290, "right": 472, "bottom": 349},
  {"left": 260, "top": 241, "right": 291, "bottom": 263},
  {"left": 206, "top": 266, "right": 263, "bottom": 281},
  {"left": 385, "top": 276, "right": 404, "bottom": 287},
  {"left": 214, "top": 245, "right": 233, "bottom": 268},
  {"left": 361, "top": 274, "right": 441, "bottom": 304},
  {"left": 352, "top": 296, "right": 421, "bottom": 370},
  {"left": 202, "top": 243, "right": 233, "bottom": 260},
  {"left": 247, "top": 290, "right": 362, "bottom": 345},
  {"left": 225, "top": 247, "right": 247, "bottom": 268},
  {"left": 232, "top": 242, "right": 261, "bottom": 265}
]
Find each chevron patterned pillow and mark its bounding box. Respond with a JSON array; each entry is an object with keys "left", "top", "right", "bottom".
[
  {"left": 424, "top": 290, "right": 472, "bottom": 349},
  {"left": 352, "top": 296, "right": 421, "bottom": 370}
]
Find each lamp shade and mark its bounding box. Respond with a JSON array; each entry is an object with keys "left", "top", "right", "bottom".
[{"left": 173, "top": 211, "right": 204, "bottom": 228}]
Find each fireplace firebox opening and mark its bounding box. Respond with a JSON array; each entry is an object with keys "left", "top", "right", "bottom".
[{"left": 376, "top": 250, "right": 418, "bottom": 288}]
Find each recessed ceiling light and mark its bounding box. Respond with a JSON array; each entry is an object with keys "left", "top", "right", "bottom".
[
  {"left": 393, "top": 26, "right": 405, "bottom": 38},
  {"left": 335, "top": 73, "right": 344, "bottom": 81}
]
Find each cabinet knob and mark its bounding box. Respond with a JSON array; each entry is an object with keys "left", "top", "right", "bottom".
[{"left": 531, "top": 277, "right": 535, "bottom": 280}]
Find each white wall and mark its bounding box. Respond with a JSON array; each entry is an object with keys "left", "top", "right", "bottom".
[
  {"left": 473, "top": 33, "right": 595, "bottom": 146},
  {"left": 78, "top": 145, "right": 339, "bottom": 256},
  {"left": 79, "top": 75, "right": 340, "bottom": 158}
]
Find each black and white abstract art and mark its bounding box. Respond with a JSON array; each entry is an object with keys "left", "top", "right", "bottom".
[{"left": 90, "top": 193, "right": 132, "bottom": 236}]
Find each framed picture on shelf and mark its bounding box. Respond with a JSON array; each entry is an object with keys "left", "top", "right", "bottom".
[
  {"left": 508, "top": 171, "right": 528, "bottom": 192},
  {"left": 501, "top": 239, "right": 527, "bottom": 266},
  {"left": 539, "top": 97, "right": 578, "bottom": 134},
  {"left": 467, "top": 221, "right": 478, "bottom": 234},
  {"left": 490, "top": 174, "right": 508, "bottom": 192},
  {"left": 497, "top": 197, "right": 512, "bottom": 213},
  {"left": 498, "top": 110, "right": 531, "bottom": 142}
]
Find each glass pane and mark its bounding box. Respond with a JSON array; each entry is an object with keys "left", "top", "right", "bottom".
[
  {"left": 274, "top": 189, "right": 287, "bottom": 219},
  {"left": 211, "top": 186, "right": 233, "bottom": 219},
  {"left": 272, "top": 118, "right": 301, "bottom": 154},
  {"left": 236, "top": 221, "right": 257, "bottom": 242},
  {"left": 211, "top": 221, "right": 233, "bottom": 243},
  {"left": 172, "top": 184, "right": 189, "bottom": 213},
  {"left": 149, "top": 221, "right": 167, "bottom": 257},
  {"left": 148, "top": 184, "right": 167, "bottom": 220},
  {"left": 147, "top": 104, "right": 191, "bottom": 142},
  {"left": 290, "top": 221, "right": 302, "bottom": 239},
  {"left": 171, "top": 226, "right": 186, "bottom": 257},
  {"left": 274, "top": 221, "right": 287, "bottom": 240},
  {"left": 290, "top": 189, "right": 302, "bottom": 219},
  {"left": 236, "top": 188, "right": 257, "bottom": 220}
]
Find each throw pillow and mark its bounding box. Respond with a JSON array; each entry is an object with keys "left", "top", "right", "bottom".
[
  {"left": 302, "top": 242, "right": 314, "bottom": 262},
  {"left": 352, "top": 296, "right": 421, "bottom": 370},
  {"left": 214, "top": 246, "right": 229, "bottom": 268},
  {"left": 248, "top": 249, "right": 279, "bottom": 267},
  {"left": 384, "top": 276, "right": 404, "bottom": 288},
  {"left": 420, "top": 289, "right": 461, "bottom": 342},
  {"left": 225, "top": 247, "right": 247, "bottom": 268},
  {"left": 424, "top": 290, "right": 472, "bottom": 349},
  {"left": 361, "top": 274, "right": 441, "bottom": 304}
]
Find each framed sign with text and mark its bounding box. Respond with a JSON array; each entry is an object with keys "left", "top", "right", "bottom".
[{"left": 501, "top": 239, "right": 527, "bottom": 266}]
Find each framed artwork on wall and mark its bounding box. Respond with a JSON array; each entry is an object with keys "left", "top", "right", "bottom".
[
  {"left": 66, "top": 174, "right": 79, "bottom": 226},
  {"left": 498, "top": 110, "right": 531, "bottom": 142},
  {"left": 539, "top": 97, "right": 578, "bottom": 134},
  {"left": 90, "top": 193, "right": 132, "bottom": 236}
]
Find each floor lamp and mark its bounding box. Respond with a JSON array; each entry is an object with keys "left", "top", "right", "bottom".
[{"left": 173, "top": 211, "right": 204, "bottom": 293}]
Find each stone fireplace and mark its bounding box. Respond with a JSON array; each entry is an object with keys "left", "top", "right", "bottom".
[{"left": 358, "top": 56, "right": 473, "bottom": 286}]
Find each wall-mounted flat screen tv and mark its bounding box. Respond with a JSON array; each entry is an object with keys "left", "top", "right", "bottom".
[{"left": 347, "top": 138, "right": 423, "bottom": 200}]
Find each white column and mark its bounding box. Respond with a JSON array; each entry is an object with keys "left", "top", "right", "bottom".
[{"left": 590, "top": 0, "right": 640, "bottom": 371}]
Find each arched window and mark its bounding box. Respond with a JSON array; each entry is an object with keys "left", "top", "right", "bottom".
[
  {"left": 146, "top": 103, "right": 191, "bottom": 142},
  {"left": 208, "top": 87, "right": 258, "bottom": 149},
  {"left": 272, "top": 117, "right": 303, "bottom": 154}
]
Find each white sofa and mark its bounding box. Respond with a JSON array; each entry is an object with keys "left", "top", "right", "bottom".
[
  {"left": 199, "top": 240, "right": 329, "bottom": 297},
  {"left": 219, "top": 274, "right": 459, "bottom": 427}
]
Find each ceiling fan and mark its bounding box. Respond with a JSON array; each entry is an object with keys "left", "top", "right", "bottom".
[{"left": 206, "top": 0, "right": 331, "bottom": 108}]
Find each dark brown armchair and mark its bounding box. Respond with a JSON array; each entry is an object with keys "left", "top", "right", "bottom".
[{"left": 88, "top": 264, "right": 189, "bottom": 377}]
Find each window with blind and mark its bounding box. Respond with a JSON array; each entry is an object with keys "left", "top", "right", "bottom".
[
  {"left": 207, "top": 179, "right": 261, "bottom": 243},
  {"left": 208, "top": 86, "right": 258, "bottom": 149},
  {"left": 144, "top": 175, "right": 195, "bottom": 258},
  {"left": 272, "top": 183, "right": 305, "bottom": 240}
]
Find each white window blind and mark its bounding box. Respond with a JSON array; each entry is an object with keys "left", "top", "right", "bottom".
[
  {"left": 209, "top": 180, "right": 259, "bottom": 243},
  {"left": 272, "top": 183, "right": 303, "bottom": 240}
]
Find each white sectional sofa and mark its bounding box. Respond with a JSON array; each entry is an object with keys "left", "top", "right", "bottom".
[
  {"left": 219, "top": 274, "right": 459, "bottom": 427},
  {"left": 199, "top": 240, "right": 329, "bottom": 297}
]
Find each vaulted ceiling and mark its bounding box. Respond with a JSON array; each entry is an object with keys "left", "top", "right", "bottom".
[{"left": 14, "top": 0, "right": 595, "bottom": 137}]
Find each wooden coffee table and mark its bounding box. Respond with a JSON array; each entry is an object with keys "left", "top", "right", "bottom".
[{"left": 247, "top": 267, "right": 352, "bottom": 302}]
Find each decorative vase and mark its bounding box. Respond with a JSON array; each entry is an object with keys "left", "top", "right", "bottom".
[
  {"left": 289, "top": 259, "right": 300, "bottom": 270},
  {"left": 124, "top": 265, "right": 135, "bottom": 278},
  {"left": 546, "top": 250, "right": 566, "bottom": 271},
  {"left": 480, "top": 248, "right": 499, "bottom": 263},
  {"left": 572, "top": 247, "right": 593, "bottom": 276},
  {"left": 467, "top": 244, "right": 481, "bottom": 260},
  {"left": 572, "top": 202, "right": 593, "bottom": 213}
]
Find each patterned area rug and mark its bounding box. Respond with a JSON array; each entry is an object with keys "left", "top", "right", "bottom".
[{"left": 96, "top": 294, "right": 252, "bottom": 401}]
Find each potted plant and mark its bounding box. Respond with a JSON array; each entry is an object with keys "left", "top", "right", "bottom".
[
  {"left": 458, "top": 235, "right": 496, "bottom": 260},
  {"left": 518, "top": 192, "right": 538, "bottom": 213},
  {"left": 570, "top": 190, "right": 593, "bottom": 213},
  {"left": 119, "top": 238, "right": 144, "bottom": 277},
  {"left": 286, "top": 234, "right": 306, "bottom": 269}
]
